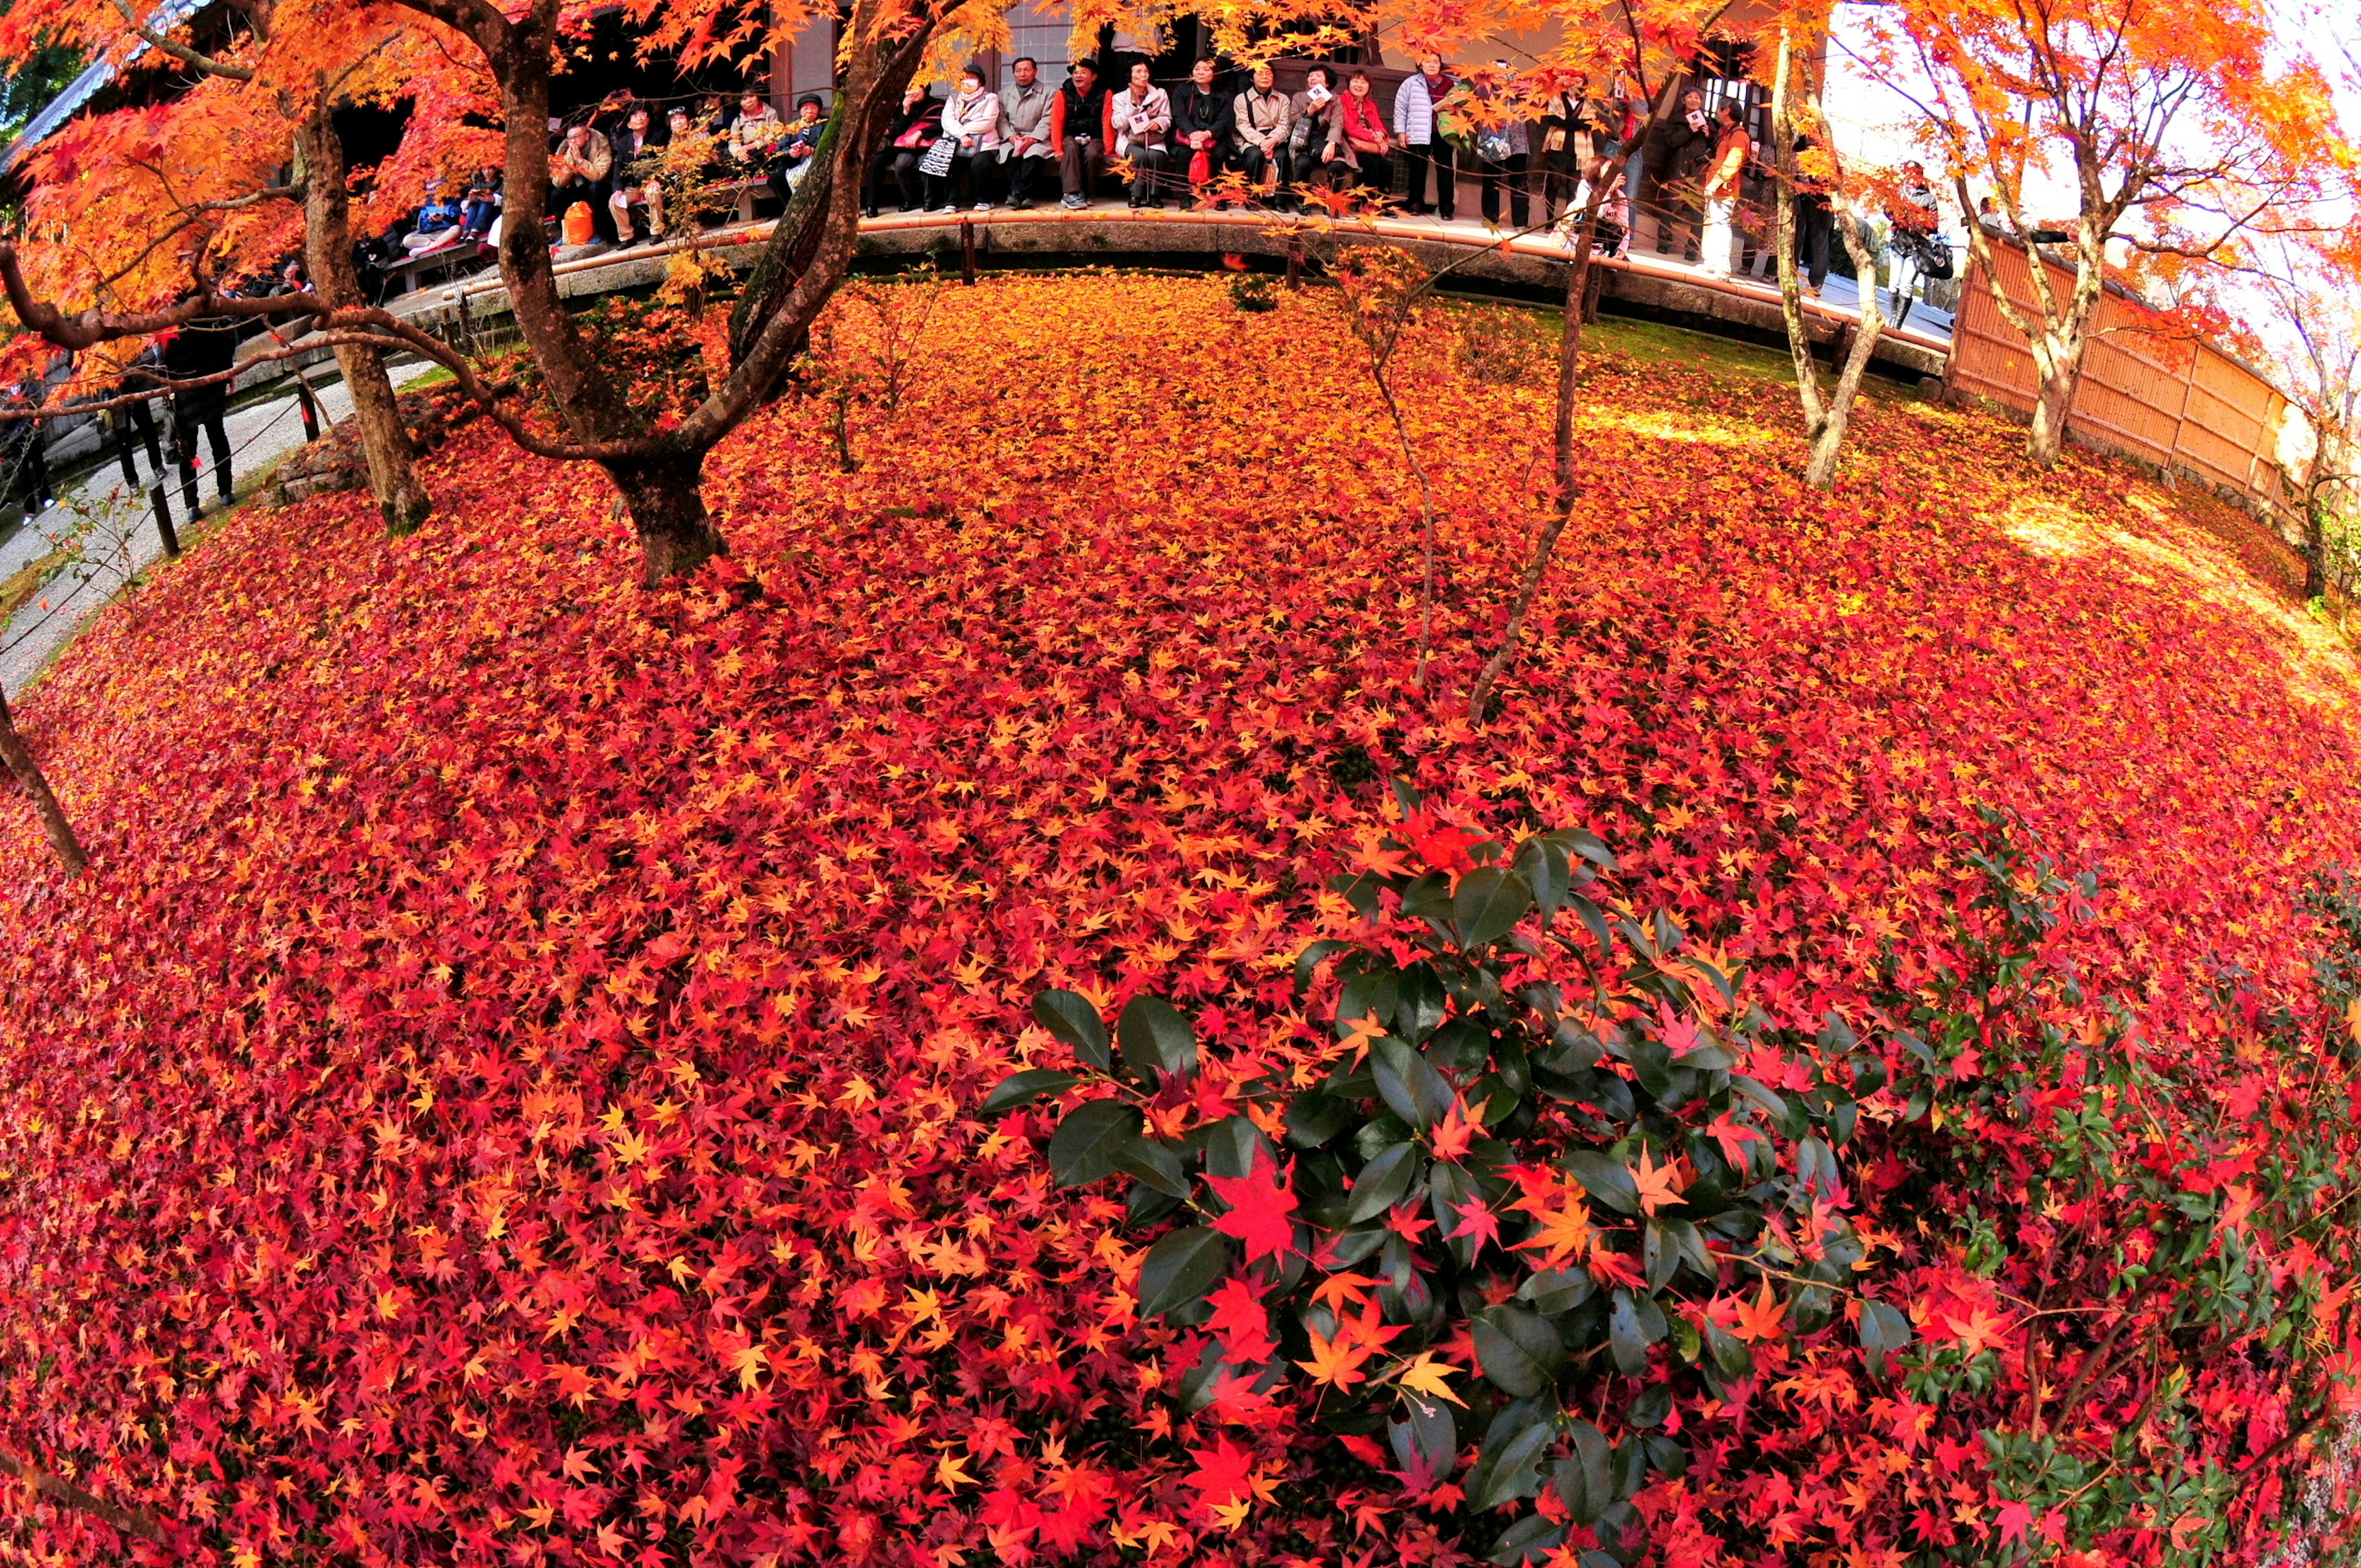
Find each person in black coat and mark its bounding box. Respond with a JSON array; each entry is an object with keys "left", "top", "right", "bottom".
[
  {"left": 1171, "top": 58, "right": 1233, "bottom": 192},
  {"left": 866, "top": 87, "right": 943, "bottom": 216},
  {"left": 162, "top": 317, "right": 238, "bottom": 513}
]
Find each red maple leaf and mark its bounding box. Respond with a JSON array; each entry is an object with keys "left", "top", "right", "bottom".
[
  {"left": 1204, "top": 1275, "right": 1276, "bottom": 1363},
  {"left": 1444, "top": 1194, "right": 1502, "bottom": 1253},
  {"left": 1185, "top": 1437, "right": 1259, "bottom": 1505},
  {"left": 1206, "top": 1148, "right": 1300, "bottom": 1264}
]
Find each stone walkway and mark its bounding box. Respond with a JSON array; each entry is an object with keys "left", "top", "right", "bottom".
[{"left": 0, "top": 361, "right": 440, "bottom": 697}]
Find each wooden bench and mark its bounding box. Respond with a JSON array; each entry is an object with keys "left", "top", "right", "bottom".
[{"left": 379, "top": 239, "right": 495, "bottom": 298}]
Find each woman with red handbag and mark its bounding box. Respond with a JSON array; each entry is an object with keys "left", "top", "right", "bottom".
[{"left": 866, "top": 87, "right": 945, "bottom": 216}]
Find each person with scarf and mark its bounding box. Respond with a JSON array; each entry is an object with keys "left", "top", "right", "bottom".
[
  {"left": 1286, "top": 65, "right": 1339, "bottom": 208},
  {"left": 1107, "top": 61, "right": 1172, "bottom": 210},
  {"left": 1326, "top": 69, "right": 1392, "bottom": 199},
  {"left": 927, "top": 66, "right": 1003, "bottom": 210}
]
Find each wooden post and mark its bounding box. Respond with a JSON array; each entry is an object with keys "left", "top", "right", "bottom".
[
  {"left": 960, "top": 216, "right": 978, "bottom": 285},
  {"left": 294, "top": 372, "right": 322, "bottom": 443}
]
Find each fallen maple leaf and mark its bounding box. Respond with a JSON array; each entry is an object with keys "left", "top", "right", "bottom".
[{"left": 1206, "top": 1147, "right": 1300, "bottom": 1264}]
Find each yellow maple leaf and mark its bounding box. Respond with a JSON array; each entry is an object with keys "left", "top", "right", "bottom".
[
  {"left": 935, "top": 1452, "right": 975, "bottom": 1492},
  {"left": 1295, "top": 1324, "right": 1375, "bottom": 1391},
  {"left": 1394, "top": 1352, "right": 1466, "bottom": 1407}
]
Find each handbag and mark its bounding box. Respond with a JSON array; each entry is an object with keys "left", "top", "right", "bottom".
[
  {"left": 894, "top": 121, "right": 929, "bottom": 150},
  {"left": 918, "top": 136, "right": 957, "bottom": 178},
  {"left": 1477, "top": 131, "right": 1513, "bottom": 164},
  {"left": 1189, "top": 147, "right": 1211, "bottom": 185}
]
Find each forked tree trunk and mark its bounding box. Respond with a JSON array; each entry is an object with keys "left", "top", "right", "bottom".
[
  {"left": 295, "top": 105, "right": 432, "bottom": 535},
  {"left": 2304, "top": 472, "right": 2328, "bottom": 600},
  {"left": 0, "top": 688, "right": 87, "bottom": 875},
  {"left": 610, "top": 451, "right": 726, "bottom": 587}
]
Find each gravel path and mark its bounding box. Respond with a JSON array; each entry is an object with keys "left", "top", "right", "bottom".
[{"left": 0, "top": 361, "right": 440, "bottom": 697}]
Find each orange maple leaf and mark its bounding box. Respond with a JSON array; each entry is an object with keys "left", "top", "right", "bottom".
[
  {"left": 1428, "top": 1096, "right": 1482, "bottom": 1162},
  {"left": 1295, "top": 1324, "right": 1377, "bottom": 1390},
  {"left": 1729, "top": 1281, "right": 1787, "bottom": 1344},
  {"left": 1631, "top": 1146, "right": 1685, "bottom": 1217}
]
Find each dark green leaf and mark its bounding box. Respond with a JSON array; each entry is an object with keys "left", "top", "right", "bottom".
[
  {"left": 1564, "top": 1150, "right": 1639, "bottom": 1214},
  {"left": 1861, "top": 1299, "right": 1913, "bottom": 1376},
  {"left": 1551, "top": 828, "right": 1616, "bottom": 871},
  {"left": 1466, "top": 1416, "right": 1554, "bottom": 1511},
  {"left": 1517, "top": 1266, "right": 1596, "bottom": 1316},
  {"left": 1474, "top": 1304, "right": 1565, "bottom": 1398},
  {"left": 1136, "top": 1227, "right": 1230, "bottom": 1319},
  {"left": 1627, "top": 1384, "right": 1672, "bottom": 1428},
  {"left": 1388, "top": 1393, "right": 1457, "bottom": 1487},
  {"left": 1118, "top": 995, "right": 1198, "bottom": 1079},
  {"left": 1703, "top": 1317, "right": 1752, "bottom": 1379},
  {"left": 981, "top": 1069, "right": 1079, "bottom": 1116},
  {"left": 1454, "top": 866, "right": 1535, "bottom": 949},
  {"left": 1047, "top": 1099, "right": 1142, "bottom": 1187},
  {"left": 1200, "top": 1114, "right": 1275, "bottom": 1181},
  {"left": 1487, "top": 1515, "right": 1567, "bottom": 1566},
  {"left": 1032, "top": 990, "right": 1110, "bottom": 1072},
  {"left": 1283, "top": 1091, "right": 1353, "bottom": 1149},
  {"left": 1372, "top": 1039, "right": 1455, "bottom": 1131},
  {"left": 1607, "top": 1290, "right": 1650, "bottom": 1376},
  {"left": 1515, "top": 834, "right": 1575, "bottom": 921},
  {"left": 1559, "top": 1420, "right": 1613, "bottom": 1524},
  {"left": 1345, "top": 1142, "right": 1422, "bottom": 1224},
  {"left": 1430, "top": 1160, "right": 1483, "bottom": 1268},
  {"left": 1394, "top": 963, "right": 1449, "bottom": 1043},
  {"left": 1112, "top": 1134, "right": 1192, "bottom": 1198}
]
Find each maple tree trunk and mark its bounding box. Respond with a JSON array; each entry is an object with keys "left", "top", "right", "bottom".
[
  {"left": 296, "top": 105, "right": 431, "bottom": 536},
  {"left": 1803, "top": 216, "right": 1888, "bottom": 489},
  {"left": 2304, "top": 473, "right": 2328, "bottom": 600},
  {"left": 0, "top": 687, "right": 87, "bottom": 876},
  {"left": 609, "top": 449, "right": 724, "bottom": 587}
]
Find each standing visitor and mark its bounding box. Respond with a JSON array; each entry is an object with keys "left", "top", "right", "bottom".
[
  {"left": 1699, "top": 103, "right": 1749, "bottom": 277},
  {"left": 161, "top": 318, "right": 236, "bottom": 515},
  {"left": 1652, "top": 87, "right": 1712, "bottom": 260},
  {"left": 1468, "top": 61, "right": 1530, "bottom": 229},
  {"left": 1393, "top": 53, "right": 1456, "bottom": 219}
]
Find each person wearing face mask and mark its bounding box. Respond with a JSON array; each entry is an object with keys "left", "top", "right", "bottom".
[
  {"left": 928, "top": 66, "right": 1004, "bottom": 211},
  {"left": 1392, "top": 53, "right": 1457, "bottom": 220}
]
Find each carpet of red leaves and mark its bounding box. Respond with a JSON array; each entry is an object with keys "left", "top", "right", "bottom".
[{"left": 0, "top": 274, "right": 2356, "bottom": 1566}]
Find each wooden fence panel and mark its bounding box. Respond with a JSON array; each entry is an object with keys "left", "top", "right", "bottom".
[{"left": 1946, "top": 236, "right": 2292, "bottom": 525}]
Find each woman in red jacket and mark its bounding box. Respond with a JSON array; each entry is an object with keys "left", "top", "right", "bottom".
[{"left": 1326, "top": 69, "right": 1393, "bottom": 199}]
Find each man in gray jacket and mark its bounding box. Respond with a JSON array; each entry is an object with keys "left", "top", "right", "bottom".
[
  {"left": 1233, "top": 64, "right": 1293, "bottom": 197},
  {"left": 1000, "top": 57, "right": 1057, "bottom": 209}
]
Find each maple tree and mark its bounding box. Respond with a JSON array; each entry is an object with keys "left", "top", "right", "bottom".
[
  {"left": 1849, "top": 0, "right": 2348, "bottom": 466},
  {"left": 2240, "top": 232, "right": 2361, "bottom": 601},
  {"left": 0, "top": 0, "right": 458, "bottom": 533},
  {"left": 0, "top": 274, "right": 2355, "bottom": 1562}
]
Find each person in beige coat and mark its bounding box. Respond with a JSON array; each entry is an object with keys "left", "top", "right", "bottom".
[{"left": 1232, "top": 65, "right": 1293, "bottom": 196}]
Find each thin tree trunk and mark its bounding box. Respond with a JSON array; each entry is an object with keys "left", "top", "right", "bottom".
[
  {"left": 2304, "top": 473, "right": 2328, "bottom": 599},
  {"left": 296, "top": 104, "right": 432, "bottom": 536},
  {"left": 0, "top": 687, "right": 86, "bottom": 875},
  {"left": 2030, "top": 353, "right": 2077, "bottom": 467},
  {"left": 1466, "top": 174, "right": 1613, "bottom": 721},
  {"left": 1770, "top": 29, "right": 1828, "bottom": 442},
  {"left": 1803, "top": 213, "right": 1887, "bottom": 487}
]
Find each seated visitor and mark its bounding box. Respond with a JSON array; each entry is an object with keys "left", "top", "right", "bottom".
[
  {"left": 607, "top": 105, "right": 669, "bottom": 241},
  {"left": 1287, "top": 66, "right": 1339, "bottom": 209},
  {"left": 1327, "top": 69, "right": 1392, "bottom": 198},
  {"left": 548, "top": 121, "right": 616, "bottom": 244},
  {"left": 780, "top": 95, "right": 827, "bottom": 193},
  {"left": 403, "top": 183, "right": 467, "bottom": 251},
  {"left": 1232, "top": 63, "right": 1292, "bottom": 199},
  {"left": 459, "top": 167, "right": 501, "bottom": 240},
  {"left": 1108, "top": 60, "right": 1172, "bottom": 210},
  {"left": 867, "top": 87, "right": 943, "bottom": 216},
  {"left": 1050, "top": 59, "right": 1107, "bottom": 210},
  {"left": 1171, "top": 58, "right": 1233, "bottom": 191},
  {"left": 999, "top": 57, "right": 1056, "bottom": 211},
  {"left": 727, "top": 90, "right": 787, "bottom": 191},
  {"left": 927, "top": 66, "right": 1003, "bottom": 211}
]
